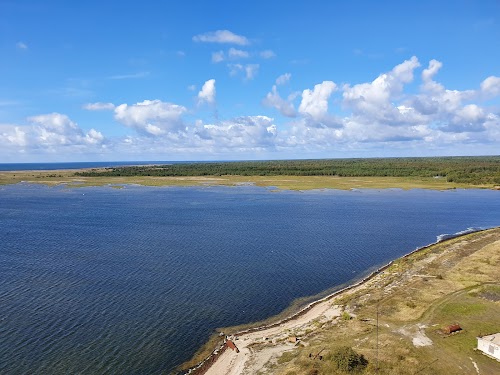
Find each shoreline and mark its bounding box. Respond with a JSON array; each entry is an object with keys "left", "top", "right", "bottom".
[{"left": 178, "top": 227, "right": 493, "bottom": 375}]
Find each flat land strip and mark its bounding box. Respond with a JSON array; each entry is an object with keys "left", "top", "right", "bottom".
[
  {"left": 188, "top": 229, "right": 500, "bottom": 375},
  {"left": 0, "top": 170, "right": 491, "bottom": 190},
  {"left": 2, "top": 156, "right": 499, "bottom": 190}
]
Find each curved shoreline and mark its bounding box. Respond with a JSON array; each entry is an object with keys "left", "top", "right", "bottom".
[{"left": 179, "top": 227, "right": 494, "bottom": 375}]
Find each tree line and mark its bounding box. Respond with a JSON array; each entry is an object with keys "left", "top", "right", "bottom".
[{"left": 74, "top": 156, "right": 500, "bottom": 185}]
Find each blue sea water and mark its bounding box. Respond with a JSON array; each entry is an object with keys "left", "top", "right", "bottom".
[
  {"left": 0, "top": 184, "right": 499, "bottom": 374},
  {"left": 0, "top": 161, "right": 175, "bottom": 171}
]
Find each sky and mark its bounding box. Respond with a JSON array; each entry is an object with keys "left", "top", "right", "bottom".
[{"left": 1, "top": 0, "right": 500, "bottom": 162}]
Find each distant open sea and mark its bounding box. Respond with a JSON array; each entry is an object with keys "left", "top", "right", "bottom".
[
  {"left": 0, "top": 161, "right": 180, "bottom": 171},
  {"left": 1, "top": 183, "right": 499, "bottom": 374}
]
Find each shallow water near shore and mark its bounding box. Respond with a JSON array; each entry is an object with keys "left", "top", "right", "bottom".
[{"left": 0, "top": 184, "right": 499, "bottom": 374}]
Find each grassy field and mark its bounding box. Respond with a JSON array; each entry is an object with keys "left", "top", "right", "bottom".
[
  {"left": 0, "top": 169, "right": 494, "bottom": 190},
  {"left": 271, "top": 229, "right": 500, "bottom": 375}
]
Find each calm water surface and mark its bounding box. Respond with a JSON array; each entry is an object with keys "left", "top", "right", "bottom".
[{"left": 0, "top": 184, "right": 499, "bottom": 374}]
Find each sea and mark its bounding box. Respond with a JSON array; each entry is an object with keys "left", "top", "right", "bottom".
[
  {"left": 0, "top": 182, "right": 499, "bottom": 374},
  {"left": 0, "top": 161, "right": 178, "bottom": 171}
]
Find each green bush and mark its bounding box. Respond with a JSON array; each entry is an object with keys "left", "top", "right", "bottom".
[{"left": 329, "top": 346, "right": 368, "bottom": 373}]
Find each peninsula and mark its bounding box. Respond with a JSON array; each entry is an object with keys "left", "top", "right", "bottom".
[{"left": 181, "top": 228, "right": 500, "bottom": 375}]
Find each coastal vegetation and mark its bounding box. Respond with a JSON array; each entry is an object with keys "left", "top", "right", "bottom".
[{"left": 74, "top": 156, "right": 500, "bottom": 186}]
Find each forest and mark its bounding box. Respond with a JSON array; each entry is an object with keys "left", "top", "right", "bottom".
[{"left": 74, "top": 156, "right": 500, "bottom": 185}]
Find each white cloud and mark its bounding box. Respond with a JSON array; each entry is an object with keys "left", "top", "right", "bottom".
[
  {"left": 85, "top": 128, "right": 105, "bottom": 144},
  {"left": 228, "top": 63, "right": 259, "bottom": 80},
  {"left": 213, "top": 49, "right": 249, "bottom": 63},
  {"left": 28, "top": 113, "right": 104, "bottom": 146},
  {"left": 16, "top": 42, "right": 28, "bottom": 50},
  {"left": 299, "top": 81, "right": 337, "bottom": 120},
  {"left": 262, "top": 85, "right": 296, "bottom": 117},
  {"left": 276, "top": 73, "right": 291, "bottom": 86},
  {"left": 421, "top": 59, "right": 444, "bottom": 94},
  {"left": 108, "top": 71, "right": 149, "bottom": 80},
  {"left": 343, "top": 56, "right": 420, "bottom": 120},
  {"left": 195, "top": 116, "right": 277, "bottom": 149},
  {"left": 114, "top": 100, "right": 187, "bottom": 136},
  {"left": 187, "top": 85, "right": 196, "bottom": 91},
  {"left": 193, "top": 30, "right": 249, "bottom": 45},
  {"left": 83, "top": 102, "right": 115, "bottom": 111},
  {"left": 480, "top": 76, "right": 500, "bottom": 98},
  {"left": 228, "top": 48, "right": 249, "bottom": 59},
  {"left": 0, "top": 114, "right": 105, "bottom": 157},
  {"left": 245, "top": 64, "right": 259, "bottom": 80},
  {"left": 211, "top": 51, "right": 225, "bottom": 63},
  {"left": 3, "top": 57, "right": 500, "bottom": 161},
  {"left": 198, "top": 79, "right": 216, "bottom": 105},
  {"left": 0, "top": 124, "right": 28, "bottom": 147},
  {"left": 260, "top": 50, "right": 276, "bottom": 59}
]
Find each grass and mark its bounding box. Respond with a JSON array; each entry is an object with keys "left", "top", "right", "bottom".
[{"left": 0, "top": 170, "right": 492, "bottom": 190}]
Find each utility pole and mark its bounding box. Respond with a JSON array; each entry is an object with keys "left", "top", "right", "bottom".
[{"left": 376, "top": 303, "right": 379, "bottom": 373}]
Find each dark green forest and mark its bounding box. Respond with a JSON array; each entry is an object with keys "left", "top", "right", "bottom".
[{"left": 74, "top": 156, "right": 500, "bottom": 185}]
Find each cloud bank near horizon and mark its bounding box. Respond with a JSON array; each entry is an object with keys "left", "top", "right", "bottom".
[{"left": 2, "top": 56, "right": 500, "bottom": 161}]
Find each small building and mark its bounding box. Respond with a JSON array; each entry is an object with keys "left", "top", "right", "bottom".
[
  {"left": 477, "top": 333, "right": 500, "bottom": 361},
  {"left": 226, "top": 339, "right": 240, "bottom": 353},
  {"left": 443, "top": 324, "right": 462, "bottom": 334}
]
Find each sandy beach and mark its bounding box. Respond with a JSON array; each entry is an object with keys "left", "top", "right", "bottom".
[
  {"left": 187, "top": 258, "right": 393, "bottom": 375},
  {"left": 205, "top": 299, "right": 342, "bottom": 375}
]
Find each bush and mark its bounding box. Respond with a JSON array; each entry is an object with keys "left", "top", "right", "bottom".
[
  {"left": 342, "top": 311, "right": 352, "bottom": 320},
  {"left": 330, "top": 346, "right": 368, "bottom": 373}
]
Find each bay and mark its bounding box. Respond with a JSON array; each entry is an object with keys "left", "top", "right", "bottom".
[{"left": 0, "top": 184, "right": 499, "bottom": 374}]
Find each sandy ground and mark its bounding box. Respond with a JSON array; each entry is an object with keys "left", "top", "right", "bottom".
[{"left": 205, "top": 299, "right": 342, "bottom": 375}]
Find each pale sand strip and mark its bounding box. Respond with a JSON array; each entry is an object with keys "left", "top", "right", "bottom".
[{"left": 205, "top": 299, "right": 342, "bottom": 375}]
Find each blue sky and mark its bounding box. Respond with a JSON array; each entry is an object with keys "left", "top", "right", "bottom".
[{"left": 1, "top": 0, "right": 499, "bottom": 162}]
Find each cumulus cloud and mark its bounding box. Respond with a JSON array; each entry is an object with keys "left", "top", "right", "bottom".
[
  {"left": 197, "top": 79, "right": 216, "bottom": 106},
  {"left": 193, "top": 30, "right": 249, "bottom": 45},
  {"left": 3, "top": 56, "right": 500, "bottom": 160},
  {"left": 262, "top": 85, "right": 296, "bottom": 117},
  {"left": 114, "top": 100, "right": 187, "bottom": 136},
  {"left": 480, "top": 76, "right": 500, "bottom": 98},
  {"left": 276, "top": 73, "right": 291, "bottom": 86},
  {"left": 299, "top": 81, "right": 337, "bottom": 120},
  {"left": 28, "top": 113, "right": 105, "bottom": 146},
  {"left": 343, "top": 56, "right": 420, "bottom": 122},
  {"left": 0, "top": 124, "right": 28, "bottom": 147},
  {"left": 0, "top": 113, "right": 105, "bottom": 159},
  {"left": 195, "top": 116, "right": 277, "bottom": 150},
  {"left": 83, "top": 102, "right": 115, "bottom": 111}
]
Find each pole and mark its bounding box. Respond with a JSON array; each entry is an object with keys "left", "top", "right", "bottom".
[{"left": 376, "top": 303, "right": 379, "bottom": 373}]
